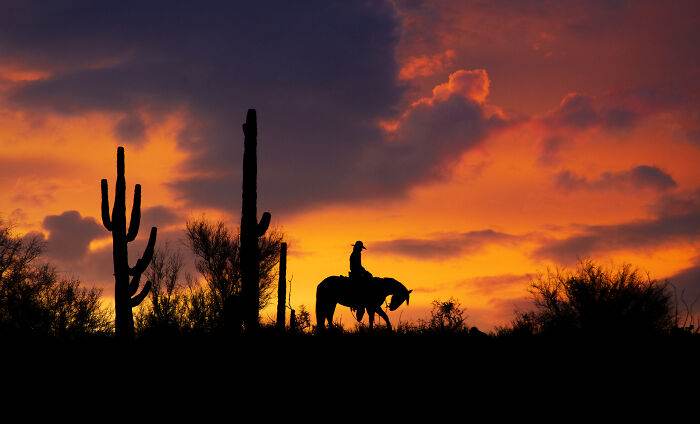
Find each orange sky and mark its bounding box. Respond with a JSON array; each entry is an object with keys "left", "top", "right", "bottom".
[{"left": 1, "top": 1, "right": 699, "bottom": 329}]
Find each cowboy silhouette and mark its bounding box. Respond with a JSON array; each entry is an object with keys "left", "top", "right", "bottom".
[{"left": 349, "top": 241, "right": 373, "bottom": 320}]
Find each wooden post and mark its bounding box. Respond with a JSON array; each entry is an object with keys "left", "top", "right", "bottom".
[{"left": 276, "top": 242, "right": 287, "bottom": 331}]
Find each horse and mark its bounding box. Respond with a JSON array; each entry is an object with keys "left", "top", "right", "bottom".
[{"left": 315, "top": 276, "right": 412, "bottom": 331}]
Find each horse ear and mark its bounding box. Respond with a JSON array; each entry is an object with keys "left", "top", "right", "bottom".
[{"left": 408, "top": 289, "right": 413, "bottom": 293}]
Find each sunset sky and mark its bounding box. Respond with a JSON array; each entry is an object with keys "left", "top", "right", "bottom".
[{"left": 1, "top": 0, "right": 699, "bottom": 329}]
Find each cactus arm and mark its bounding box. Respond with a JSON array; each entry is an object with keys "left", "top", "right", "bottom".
[
  {"left": 129, "top": 227, "right": 157, "bottom": 276},
  {"left": 126, "top": 184, "right": 141, "bottom": 242},
  {"left": 128, "top": 272, "right": 142, "bottom": 297},
  {"left": 130, "top": 280, "right": 152, "bottom": 307},
  {"left": 101, "top": 179, "right": 112, "bottom": 231},
  {"left": 257, "top": 212, "right": 271, "bottom": 237}
]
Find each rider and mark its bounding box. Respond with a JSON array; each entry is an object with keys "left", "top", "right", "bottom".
[{"left": 349, "top": 241, "right": 372, "bottom": 320}]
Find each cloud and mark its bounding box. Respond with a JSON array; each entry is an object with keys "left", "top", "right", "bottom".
[
  {"left": 555, "top": 165, "right": 677, "bottom": 192},
  {"left": 113, "top": 112, "right": 146, "bottom": 145},
  {"left": 457, "top": 273, "right": 534, "bottom": 295},
  {"left": 36, "top": 208, "right": 186, "bottom": 289},
  {"left": 45, "top": 224, "right": 192, "bottom": 291},
  {"left": 603, "top": 107, "right": 639, "bottom": 130},
  {"left": 546, "top": 93, "right": 598, "bottom": 129},
  {"left": 533, "top": 190, "right": 700, "bottom": 264},
  {"left": 1, "top": 0, "right": 409, "bottom": 214},
  {"left": 544, "top": 92, "right": 640, "bottom": 131},
  {"left": 3, "top": 4, "right": 510, "bottom": 214},
  {"left": 373, "top": 229, "right": 523, "bottom": 259},
  {"left": 42, "top": 210, "right": 103, "bottom": 261},
  {"left": 426, "top": 69, "right": 490, "bottom": 104},
  {"left": 169, "top": 67, "right": 506, "bottom": 213},
  {"left": 667, "top": 259, "right": 700, "bottom": 307},
  {"left": 141, "top": 205, "right": 182, "bottom": 229},
  {"left": 530, "top": 90, "right": 651, "bottom": 167},
  {"left": 398, "top": 49, "right": 455, "bottom": 80},
  {"left": 538, "top": 136, "right": 566, "bottom": 166},
  {"left": 356, "top": 69, "right": 506, "bottom": 200}
]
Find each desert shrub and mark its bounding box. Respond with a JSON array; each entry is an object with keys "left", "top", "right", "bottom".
[
  {"left": 0, "top": 220, "right": 111, "bottom": 339},
  {"left": 135, "top": 245, "right": 188, "bottom": 337},
  {"left": 428, "top": 298, "right": 467, "bottom": 332},
  {"left": 287, "top": 305, "right": 313, "bottom": 334},
  {"left": 185, "top": 218, "right": 283, "bottom": 333},
  {"left": 513, "top": 261, "right": 675, "bottom": 336},
  {"left": 417, "top": 297, "right": 468, "bottom": 334}
]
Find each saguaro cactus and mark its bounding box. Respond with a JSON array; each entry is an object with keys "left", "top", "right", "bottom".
[
  {"left": 101, "top": 146, "right": 157, "bottom": 340},
  {"left": 240, "top": 109, "right": 271, "bottom": 332},
  {"left": 276, "top": 242, "right": 287, "bottom": 331}
]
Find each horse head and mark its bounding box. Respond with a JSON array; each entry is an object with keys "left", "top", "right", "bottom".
[{"left": 386, "top": 279, "right": 413, "bottom": 311}]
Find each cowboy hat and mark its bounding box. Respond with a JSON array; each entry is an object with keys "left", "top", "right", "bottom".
[{"left": 352, "top": 240, "right": 366, "bottom": 250}]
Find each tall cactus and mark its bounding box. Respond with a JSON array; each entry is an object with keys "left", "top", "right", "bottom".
[
  {"left": 101, "top": 146, "right": 157, "bottom": 340},
  {"left": 276, "top": 242, "right": 287, "bottom": 331},
  {"left": 240, "top": 109, "right": 271, "bottom": 332}
]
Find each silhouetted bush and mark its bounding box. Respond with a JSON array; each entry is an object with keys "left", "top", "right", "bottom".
[
  {"left": 134, "top": 244, "right": 187, "bottom": 337},
  {"left": 503, "top": 261, "right": 675, "bottom": 337},
  {"left": 382, "top": 298, "right": 473, "bottom": 336},
  {"left": 181, "top": 218, "right": 283, "bottom": 334},
  {"left": 0, "top": 220, "right": 111, "bottom": 339},
  {"left": 289, "top": 305, "right": 312, "bottom": 334},
  {"left": 414, "top": 297, "right": 469, "bottom": 334}
]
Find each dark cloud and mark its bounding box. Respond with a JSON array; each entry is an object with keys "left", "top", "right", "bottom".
[
  {"left": 555, "top": 165, "right": 677, "bottom": 192},
  {"left": 50, "top": 226, "right": 193, "bottom": 291},
  {"left": 457, "top": 273, "right": 534, "bottom": 295},
  {"left": 603, "top": 107, "right": 639, "bottom": 130},
  {"left": 399, "top": 0, "right": 700, "bottom": 122},
  {"left": 113, "top": 113, "right": 146, "bottom": 145},
  {"left": 547, "top": 93, "right": 598, "bottom": 129},
  {"left": 168, "top": 175, "right": 238, "bottom": 212},
  {"left": 359, "top": 96, "right": 504, "bottom": 197},
  {"left": 373, "top": 229, "right": 523, "bottom": 259},
  {"left": 1, "top": 0, "right": 410, "bottom": 214},
  {"left": 534, "top": 190, "right": 700, "bottom": 264},
  {"left": 538, "top": 136, "right": 566, "bottom": 166},
  {"left": 667, "top": 259, "right": 700, "bottom": 307},
  {"left": 545, "top": 92, "right": 640, "bottom": 131},
  {"left": 37, "top": 209, "right": 186, "bottom": 289},
  {"left": 1, "top": 1, "right": 510, "bottom": 214},
  {"left": 485, "top": 296, "right": 535, "bottom": 320},
  {"left": 42, "top": 210, "right": 103, "bottom": 261},
  {"left": 687, "top": 129, "right": 700, "bottom": 145},
  {"left": 141, "top": 205, "right": 182, "bottom": 229}
]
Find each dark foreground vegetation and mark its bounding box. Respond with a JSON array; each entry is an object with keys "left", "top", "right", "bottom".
[{"left": 2, "top": 215, "right": 698, "bottom": 342}]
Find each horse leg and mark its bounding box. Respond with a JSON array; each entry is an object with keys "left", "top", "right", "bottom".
[
  {"left": 376, "top": 308, "right": 392, "bottom": 331},
  {"left": 316, "top": 302, "right": 325, "bottom": 332},
  {"left": 368, "top": 309, "right": 375, "bottom": 330},
  {"left": 327, "top": 302, "right": 337, "bottom": 328}
]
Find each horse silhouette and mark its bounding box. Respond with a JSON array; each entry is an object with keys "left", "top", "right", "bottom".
[{"left": 315, "top": 276, "right": 412, "bottom": 331}]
